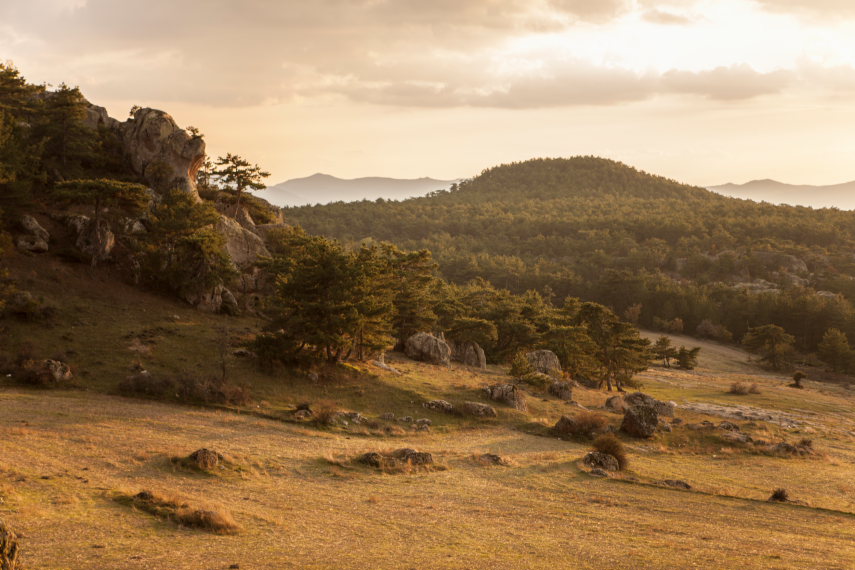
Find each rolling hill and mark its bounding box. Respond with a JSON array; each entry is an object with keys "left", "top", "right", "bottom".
[{"left": 259, "top": 173, "right": 458, "bottom": 207}]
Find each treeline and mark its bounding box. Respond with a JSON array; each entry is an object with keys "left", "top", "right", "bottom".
[
  {"left": 284, "top": 157, "right": 855, "bottom": 363},
  {"left": 255, "top": 227, "right": 650, "bottom": 389}
]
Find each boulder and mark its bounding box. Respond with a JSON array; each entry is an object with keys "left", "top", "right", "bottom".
[
  {"left": 620, "top": 405, "right": 659, "bottom": 438},
  {"left": 459, "top": 401, "right": 498, "bottom": 418},
  {"left": 0, "top": 518, "right": 21, "bottom": 570},
  {"left": 188, "top": 448, "right": 223, "bottom": 470},
  {"left": 66, "top": 215, "right": 115, "bottom": 264},
  {"left": 478, "top": 453, "right": 508, "bottom": 466},
  {"left": 358, "top": 452, "right": 384, "bottom": 468},
  {"left": 553, "top": 415, "right": 577, "bottom": 436},
  {"left": 589, "top": 468, "right": 610, "bottom": 478},
  {"left": 392, "top": 448, "right": 433, "bottom": 465},
  {"left": 16, "top": 215, "right": 49, "bottom": 253},
  {"left": 660, "top": 479, "right": 692, "bottom": 490},
  {"left": 604, "top": 395, "right": 625, "bottom": 413},
  {"left": 582, "top": 451, "right": 620, "bottom": 471},
  {"left": 214, "top": 216, "right": 270, "bottom": 268},
  {"left": 404, "top": 332, "right": 451, "bottom": 366},
  {"left": 525, "top": 350, "right": 562, "bottom": 376},
  {"left": 451, "top": 340, "right": 486, "bottom": 369},
  {"left": 623, "top": 392, "right": 675, "bottom": 417},
  {"left": 84, "top": 102, "right": 120, "bottom": 131},
  {"left": 484, "top": 384, "right": 527, "bottom": 411},
  {"left": 548, "top": 381, "right": 573, "bottom": 401},
  {"left": 423, "top": 399, "right": 454, "bottom": 413},
  {"left": 122, "top": 108, "right": 205, "bottom": 197}
]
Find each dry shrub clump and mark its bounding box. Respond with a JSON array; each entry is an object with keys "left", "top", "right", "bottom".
[
  {"left": 555, "top": 411, "right": 609, "bottom": 439},
  {"left": 729, "top": 382, "right": 761, "bottom": 395},
  {"left": 769, "top": 488, "right": 789, "bottom": 502},
  {"left": 313, "top": 399, "right": 341, "bottom": 426},
  {"left": 118, "top": 372, "right": 251, "bottom": 406},
  {"left": 115, "top": 490, "right": 239, "bottom": 534},
  {"left": 592, "top": 433, "right": 629, "bottom": 470}
]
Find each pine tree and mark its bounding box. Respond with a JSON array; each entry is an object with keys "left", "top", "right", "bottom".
[
  {"left": 817, "top": 328, "right": 852, "bottom": 373},
  {"left": 212, "top": 153, "right": 270, "bottom": 206},
  {"left": 676, "top": 346, "right": 700, "bottom": 370},
  {"left": 742, "top": 324, "right": 795, "bottom": 371}
]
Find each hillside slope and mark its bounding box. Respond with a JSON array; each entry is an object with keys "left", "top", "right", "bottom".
[{"left": 285, "top": 157, "right": 855, "bottom": 352}]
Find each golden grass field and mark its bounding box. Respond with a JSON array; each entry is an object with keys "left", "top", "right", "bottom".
[{"left": 2, "top": 258, "right": 855, "bottom": 569}]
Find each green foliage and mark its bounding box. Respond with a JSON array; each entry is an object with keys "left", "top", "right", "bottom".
[
  {"left": 212, "top": 153, "right": 270, "bottom": 205},
  {"left": 577, "top": 302, "right": 651, "bottom": 390},
  {"left": 742, "top": 324, "right": 796, "bottom": 371},
  {"left": 286, "top": 156, "right": 855, "bottom": 358},
  {"left": 138, "top": 189, "right": 236, "bottom": 299},
  {"left": 676, "top": 346, "right": 701, "bottom": 370},
  {"left": 652, "top": 336, "right": 676, "bottom": 367},
  {"left": 817, "top": 328, "right": 852, "bottom": 373},
  {"left": 509, "top": 351, "right": 534, "bottom": 378}
]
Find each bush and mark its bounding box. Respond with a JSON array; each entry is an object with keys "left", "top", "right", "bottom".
[
  {"left": 176, "top": 374, "right": 252, "bottom": 406},
  {"left": 313, "top": 400, "right": 341, "bottom": 426},
  {"left": 592, "top": 433, "right": 628, "bottom": 470},
  {"left": 118, "top": 372, "right": 175, "bottom": 398},
  {"left": 555, "top": 411, "right": 608, "bottom": 439},
  {"left": 116, "top": 490, "right": 239, "bottom": 533},
  {"left": 769, "top": 488, "right": 789, "bottom": 502},
  {"left": 728, "top": 382, "right": 760, "bottom": 395}
]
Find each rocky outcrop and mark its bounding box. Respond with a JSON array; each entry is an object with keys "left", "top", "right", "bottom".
[
  {"left": 623, "top": 392, "right": 675, "bottom": 418},
  {"left": 0, "top": 518, "right": 21, "bottom": 570},
  {"left": 15, "top": 215, "right": 50, "bottom": 253},
  {"left": 459, "top": 401, "right": 498, "bottom": 417},
  {"left": 188, "top": 448, "right": 224, "bottom": 470},
  {"left": 620, "top": 404, "right": 659, "bottom": 438},
  {"left": 583, "top": 451, "right": 620, "bottom": 471},
  {"left": 525, "top": 350, "right": 562, "bottom": 376},
  {"left": 451, "top": 340, "right": 487, "bottom": 369},
  {"left": 404, "top": 332, "right": 451, "bottom": 366},
  {"left": 423, "top": 399, "right": 454, "bottom": 413},
  {"left": 214, "top": 216, "right": 270, "bottom": 269},
  {"left": 484, "top": 384, "right": 527, "bottom": 411},
  {"left": 65, "top": 215, "right": 115, "bottom": 264},
  {"left": 122, "top": 108, "right": 205, "bottom": 197},
  {"left": 604, "top": 395, "right": 625, "bottom": 413},
  {"left": 549, "top": 381, "right": 574, "bottom": 401}
]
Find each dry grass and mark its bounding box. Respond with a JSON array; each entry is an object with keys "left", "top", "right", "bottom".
[
  {"left": 728, "top": 382, "right": 761, "bottom": 395},
  {"left": 114, "top": 490, "right": 239, "bottom": 534},
  {"left": 592, "top": 434, "right": 629, "bottom": 470}
]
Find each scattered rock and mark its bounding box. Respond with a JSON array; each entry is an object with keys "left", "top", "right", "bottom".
[
  {"left": 459, "top": 401, "right": 498, "bottom": 418},
  {"left": 423, "top": 400, "right": 454, "bottom": 413},
  {"left": 380, "top": 412, "right": 396, "bottom": 421},
  {"left": 188, "top": 448, "right": 224, "bottom": 470},
  {"left": 478, "top": 453, "right": 508, "bottom": 466},
  {"left": 548, "top": 381, "right": 573, "bottom": 401},
  {"left": 392, "top": 448, "right": 434, "bottom": 465},
  {"left": 582, "top": 451, "right": 620, "bottom": 471},
  {"left": 624, "top": 392, "right": 675, "bottom": 417},
  {"left": 232, "top": 348, "right": 254, "bottom": 358},
  {"left": 339, "top": 412, "right": 367, "bottom": 425},
  {"left": 659, "top": 479, "right": 692, "bottom": 490},
  {"left": 657, "top": 421, "right": 673, "bottom": 433},
  {"left": 484, "top": 384, "right": 527, "bottom": 411},
  {"left": 0, "top": 518, "right": 20, "bottom": 570},
  {"left": 553, "top": 415, "right": 577, "bottom": 436},
  {"left": 293, "top": 410, "right": 312, "bottom": 420},
  {"left": 718, "top": 421, "right": 740, "bottom": 431},
  {"left": 620, "top": 405, "right": 659, "bottom": 438},
  {"left": 589, "top": 468, "right": 610, "bottom": 478},
  {"left": 720, "top": 431, "right": 752, "bottom": 444},
  {"left": 451, "top": 340, "right": 487, "bottom": 369},
  {"left": 415, "top": 418, "right": 432, "bottom": 427},
  {"left": 398, "top": 416, "right": 413, "bottom": 424},
  {"left": 16, "top": 215, "right": 49, "bottom": 253},
  {"left": 404, "top": 332, "right": 452, "bottom": 366},
  {"left": 604, "top": 395, "right": 625, "bottom": 413},
  {"left": 524, "top": 350, "right": 562, "bottom": 376},
  {"left": 358, "top": 452, "right": 384, "bottom": 468},
  {"left": 372, "top": 360, "right": 403, "bottom": 375}
]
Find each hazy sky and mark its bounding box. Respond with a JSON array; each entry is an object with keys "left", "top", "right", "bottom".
[{"left": 3, "top": 0, "right": 855, "bottom": 185}]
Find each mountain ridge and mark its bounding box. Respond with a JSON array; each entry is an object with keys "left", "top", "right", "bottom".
[{"left": 708, "top": 178, "right": 855, "bottom": 209}]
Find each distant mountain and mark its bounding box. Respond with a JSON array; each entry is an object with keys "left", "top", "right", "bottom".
[
  {"left": 708, "top": 179, "right": 855, "bottom": 210},
  {"left": 258, "top": 173, "right": 459, "bottom": 207}
]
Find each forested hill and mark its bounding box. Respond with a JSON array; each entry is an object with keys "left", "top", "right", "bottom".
[{"left": 285, "top": 157, "right": 855, "bottom": 353}]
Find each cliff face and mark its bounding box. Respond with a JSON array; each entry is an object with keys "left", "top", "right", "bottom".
[{"left": 84, "top": 104, "right": 205, "bottom": 199}]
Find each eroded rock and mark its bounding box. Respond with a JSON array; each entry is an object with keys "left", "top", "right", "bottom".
[
  {"left": 459, "top": 401, "right": 498, "bottom": 418},
  {"left": 620, "top": 405, "right": 659, "bottom": 438},
  {"left": 549, "top": 381, "right": 573, "bottom": 401},
  {"left": 484, "top": 384, "right": 527, "bottom": 411},
  {"left": 524, "top": 350, "right": 562, "bottom": 377},
  {"left": 404, "top": 332, "right": 451, "bottom": 366},
  {"left": 582, "top": 451, "right": 620, "bottom": 471}
]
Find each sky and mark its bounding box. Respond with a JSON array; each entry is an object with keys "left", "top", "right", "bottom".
[{"left": 3, "top": 0, "right": 855, "bottom": 186}]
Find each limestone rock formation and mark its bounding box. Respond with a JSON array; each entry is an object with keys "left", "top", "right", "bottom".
[
  {"left": 459, "top": 401, "right": 498, "bottom": 417},
  {"left": 404, "top": 332, "right": 451, "bottom": 366},
  {"left": 620, "top": 404, "right": 659, "bottom": 438},
  {"left": 15, "top": 215, "right": 50, "bottom": 253},
  {"left": 623, "top": 392, "right": 675, "bottom": 417},
  {"left": 214, "top": 216, "right": 270, "bottom": 269},
  {"left": 122, "top": 108, "right": 205, "bottom": 197},
  {"left": 553, "top": 415, "right": 577, "bottom": 436},
  {"left": 583, "top": 451, "right": 620, "bottom": 471},
  {"left": 484, "top": 384, "right": 527, "bottom": 411},
  {"left": 548, "top": 381, "right": 574, "bottom": 401},
  {"left": 451, "top": 340, "right": 487, "bottom": 369},
  {"left": 604, "top": 395, "right": 625, "bottom": 412},
  {"left": 525, "top": 350, "right": 562, "bottom": 376},
  {"left": 65, "top": 215, "right": 116, "bottom": 264},
  {"left": 423, "top": 399, "right": 454, "bottom": 413}
]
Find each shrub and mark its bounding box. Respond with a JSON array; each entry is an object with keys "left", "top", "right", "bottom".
[
  {"left": 592, "top": 433, "right": 628, "bottom": 470},
  {"left": 509, "top": 351, "right": 534, "bottom": 379},
  {"left": 769, "top": 488, "right": 789, "bottom": 502},
  {"left": 748, "top": 383, "right": 761, "bottom": 394},
  {"left": 313, "top": 400, "right": 341, "bottom": 426},
  {"left": 116, "top": 490, "right": 239, "bottom": 533},
  {"left": 118, "top": 372, "right": 175, "bottom": 398},
  {"left": 555, "top": 411, "right": 608, "bottom": 439},
  {"left": 175, "top": 374, "right": 251, "bottom": 406},
  {"left": 729, "top": 382, "right": 750, "bottom": 395}
]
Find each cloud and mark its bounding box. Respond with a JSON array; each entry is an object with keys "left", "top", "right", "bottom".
[
  {"left": 642, "top": 9, "right": 693, "bottom": 25},
  {"left": 662, "top": 65, "right": 792, "bottom": 100},
  {"left": 753, "top": 0, "right": 855, "bottom": 19}
]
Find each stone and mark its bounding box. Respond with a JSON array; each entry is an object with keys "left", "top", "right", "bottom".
[
  {"left": 214, "top": 216, "right": 270, "bottom": 268},
  {"left": 660, "top": 479, "right": 692, "bottom": 490},
  {"left": 404, "top": 332, "right": 451, "bottom": 366},
  {"left": 721, "top": 432, "right": 752, "bottom": 444},
  {"left": 623, "top": 392, "right": 675, "bottom": 417},
  {"left": 549, "top": 381, "right": 574, "bottom": 401},
  {"left": 0, "top": 518, "right": 20, "bottom": 570},
  {"left": 16, "top": 215, "right": 50, "bottom": 253},
  {"left": 398, "top": 416, "right": 413, "bottom": 424},
  {"left": 423, "top": 400, "right": 454, "bottom": 413},
  {"left": 122, "top": 108, "right": 206, "bottom": 197},
  {"left": 718, "top": 421, "right": 740, "bottom": 431},
  {"left": 459, "top": 401, "right": 498, "bottom": 418},
  {"left": 524, "top": 350, "right": 562, "bottom": 376},
  {"left": 479, "top": 453, "right": 507, "bottom": 466},
  {"left": 620, "top": 405, "right": 659, "bottom": 438},
  {"left": 658, "top": 421, "right": 673, "bottom": 433},
  {"left": 358, "top": 452, "right": 385, "bottom": 468},
  {"left": 589, "top": 468, "right": 610, "bottom": 478},
  {"left": 340, "top": 412, "right": 367, "bottom": 425},
  {"left": 604, "top": 395, "right": 625, "bottom": 413},
  {"left": 65, "top": 215, "right": 115, "bottom": 264},
  {"left": 483, "top": 384, "right": 527, "bottom": 411},
  {"left": 380, "top": 412, "right": 396, "bottom": 421},
  {"left": 232, "top": 348, "right": 253, "bottom": 357},
  {"left": 553, "top": 415, "right": 577, "bottom": 436},
  {"left": 20, "top": 215, "right": 49, "bottom": 241},
  {"left": 392, "top": 448, "right": 433, "bottom": 465},
  {"left": 415, "top": 418, "right": 432, "bottom": 427},
  {"left": 582, "top": 451, "right": 620, "bottom": 471},
  {"left": 451, "top": 340, "right": 487, "bottom": 369},
  {"left": 188, "top": 448, "right": 223, "bottom": 470},
  {"left": 293, "top": 410, "right": 312, "bottom": 420}
]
